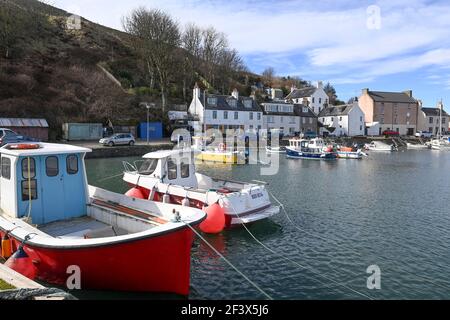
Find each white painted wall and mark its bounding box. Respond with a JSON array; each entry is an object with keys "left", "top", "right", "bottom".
[{"left": 263, "top": 115, "right": 300, "bottom": 136}]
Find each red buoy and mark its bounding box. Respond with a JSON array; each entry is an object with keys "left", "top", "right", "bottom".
[
  {"left": 199, "top": 202, "right": 226, "bottom": 234},
  {"left": 5, "top": 246, "right": 36, "bottom": 280},
  {"left": 125, "top": 187, "right": 145, "bottom": 199}
]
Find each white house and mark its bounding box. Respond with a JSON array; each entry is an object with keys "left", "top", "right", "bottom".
[
  {"left": 417, "top": 105, "right": 449, "bottom": 135},
  {"left": 285, "top": 81, "right": 329, "bottom": 115},
  {"left": 318, "top": 101, "right": 365, "bottom": 137},
  {"left": 260, "top": 101, "right": 317, "bottom": 136},
  {"left": 188, "top": 85, "right": 263, "bottom": 133}
]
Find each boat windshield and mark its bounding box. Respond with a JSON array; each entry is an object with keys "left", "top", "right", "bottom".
[{"left": 138, "top": 159, "right": 159, "bottom": 175}]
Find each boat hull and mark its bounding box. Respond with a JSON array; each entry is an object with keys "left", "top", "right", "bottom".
[
  {"left": 286, "top": 148, "right": 337, "bottom": 160},
  {"left": 0, "top": 227, "right": 195, "bottom": 295},
  {"left": 195, "top": 152, "right": 238, "bottom": 164},
  {"left": 337, "top": 151, "right": 362, "bottom": 159}
]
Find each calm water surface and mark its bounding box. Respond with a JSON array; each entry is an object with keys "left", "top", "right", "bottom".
[{"left": 83, "top": 150, "right": 450, "bottom": 299}]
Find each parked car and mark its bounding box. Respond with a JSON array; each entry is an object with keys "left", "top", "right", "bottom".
[
  {"left": 415, "top": 131, "right": 433, "bottom": 138},
  {"left": 382, "top": 130, "right": 400, "bottom": 136},
  {"left": 99, "top": 133, "right": 135, "bottom": 146},
  {"left": 0, "top": 128, "right": 38, "bottom": 146}
]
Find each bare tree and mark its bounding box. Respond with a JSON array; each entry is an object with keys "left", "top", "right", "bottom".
[
  {"left": 262, "top": 67, "right": 275, "bottom": 86},
  {"left": 201, "top": 27, "right": 228, "bottom": 88},
  {"left": 0, "top": 2, "right": 24, "bottom": 58},
  {"left": 123, "top": 8, "right": 181, "bottom": 112}
]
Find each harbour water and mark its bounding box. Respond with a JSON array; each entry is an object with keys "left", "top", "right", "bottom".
[{"left": 85, "top": 150, "right": 450, "bottom": 299}]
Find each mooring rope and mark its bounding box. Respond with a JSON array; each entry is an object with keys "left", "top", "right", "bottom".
[
  {"left": 181, "top": 220, "right": 273, "bottom": 300},
  {"left": 267, "top": 190, "right": 450, "bottom": 292},
  {"left": 222, "top": 197, "right": 374, "bottom": 300}
]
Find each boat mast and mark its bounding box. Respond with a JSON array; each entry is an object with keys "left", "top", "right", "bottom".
[{"left": 439, "top": 99, "right": 443, "bottom": 139}]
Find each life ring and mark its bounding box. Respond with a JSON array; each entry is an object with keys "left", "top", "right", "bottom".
[
  {"left": 218, "top": 143, "right": 226, "bottom": 152},
  {"left": 7, "top": 143, "right": 40, "bottom": 150}
]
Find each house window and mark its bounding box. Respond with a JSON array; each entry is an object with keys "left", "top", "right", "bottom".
[
  {"left": 167, "top": 158, "right": 177, "bottom": 180},
  {"left": 180, "top": 158, "right": 190, "bottom": 178},
  {"left": 228, "top": 99, "right": 237, "bottom": 108},
  {"left": 331, "top": 117, "right": 334, "bottom": 122},
  {"left": 312, "top": 97, "right": 315, "bottom": 103},
  {"left": 244, "top": 100, "right": 252, "bottom": 108},
  {"left": 212, "top": 111, "right": 217, "bottom": 119},
  {"left": 257, "top": 113, "right": 261, "bottom": 120},
  {"left": 443, "top": 118, "right": 446, "bottom": 124},
  {"left": 303, "top": 118, "right": 306, "bottom": 124},
  {"left": 319, "top": 98, "right": 322, "bottom": 104},
  {"left": 234, "top": 112, "right": 238, "bottom": 120},
  {"left": 1, "top": 157, "right": 11, "bottom": 180},
  {"left": 21, "top": 180, "right": 37, "bottom": 201},
  {"left": 322, "top": 118, "right": 325, "bottom": 122},
  {"left": 429, "top": 117, "right": 433, "bottom": 124},
  {"left": 268, "top": 116, "right": 274, "bottom": 123},
  {"left": 360, "top": 125, "right": 363, "bottom": 130},
  {"left": 66, "top": 155, "right": 78, "bottom": 175},
  {"left": 280, "top": 116, "right": 283, "bottom": 123},
  {"left": 309, "top": 118, "right": 313, "bottom": 124},
  {"left": 46, "top": 156, "right": 59, "bottom": 177},
  {"left": 224, "top": 111, "right": 228, "bottom": 119},
  {"left": 207, "top": 97, "right": 217, "bottom": 106},
  {"left": 339, "top": 117, "right": 342, "bottom": 121},
  {"left": 250, "top": 112, "right": 254, "bottom": 120},
  {"left": 360, "top": 116, "right": 363, "bottom": 122},
  {"left": 22, "top": 158, "right": 36, "bottom": 179},
  {"left": 429, "top": 127, "right": 433, "bottom": 132},
  {"left": 303, "top": 107, "right": 308, "bottom": 113}
]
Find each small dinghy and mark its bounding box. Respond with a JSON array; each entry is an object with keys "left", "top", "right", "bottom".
[
  {"left": 364, "top": 141, "right": 395, "bottom": 152},
  {"left": 0, "top": 143, "right": 205, "bottom": 295},
  {"left": 406, "top": 142, "right": 430, "bottom": 150},
  {"left": 336, "top": 146, "right": 365, "bottom": 159}
]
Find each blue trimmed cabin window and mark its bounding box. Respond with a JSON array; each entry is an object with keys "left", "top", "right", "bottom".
[
  {"left": 22, "top": 158, "right": 36, "bottom": 179},
  {"left": 180, "top": 158, "right": 190, "bottom": 178},
  {"left": 1, "top": 157, "right": 10, "bottom": 180},
  {"left": 46, "top": 156, "right": 59, "bottom": 177},
  {"left": 67, "top": 155, "right": 78, "bottom": 175},
  {"left": 21, "top": 180, "right": 37, "bottom": 201},
  {"left": 167, "top": 157, "right": 177, "bottom": 180}
]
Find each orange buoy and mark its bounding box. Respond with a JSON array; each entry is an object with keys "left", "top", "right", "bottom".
[
  {"left": 1, "top": 233, "right": 12, "bottom": 259},
  {"left": 5, "top": 246, "right": 36, "bottom": 280},
  {"left": 199, "top": 202, "right": 226, "bottom": 234},
  {"left": 125, "top": 187, "right": 145, "bottom": 199}
]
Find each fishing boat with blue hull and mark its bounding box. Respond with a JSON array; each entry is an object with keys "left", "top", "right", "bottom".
[
  {"left": 0, "top": 143, "right": 205, "bottom": 295},
  {"left": 286, "top": 138, "right": 337, "bottom": 160}
]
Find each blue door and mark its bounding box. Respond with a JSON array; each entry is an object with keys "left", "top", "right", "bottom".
[
  {"left": 62, "top": 154, "right": 87, "bottom": 219},
  {"left": 40, "top": 155, "right": 66, "bottom": 224},
  {"left": 17, "top": 156, "right": 44, "bottom": 224}
]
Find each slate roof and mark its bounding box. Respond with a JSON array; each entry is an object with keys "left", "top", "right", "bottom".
[
  {"left": 366, "top": 91, "right": 417, "bottom": 103},
  {"left": 261, "top": 101, "right": 296, "bottom": 116},
  {"left": 285, "top": 87, "right": 317, "bottom": 100},
  {"left": 421, "top": 107, "right": 449, "bottom": 117},
  {"left": 294, "top": 104, "right": 317, "bottom": 118},
  {"left": 318, "top": 105, "right": 354, "bottom": 117},
  {"left": 199, "top": 93, "right": 262, "bottom": 112}
]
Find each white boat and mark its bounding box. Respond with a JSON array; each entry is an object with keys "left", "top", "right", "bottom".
[
  {"left": 122, "top": 149, "right": 280, "bottom": 230},
  {"left": 286, "top": 138, "right": 337, "bottom": 160},
  {"left": 336, "top": 147, "right": 365, "bottom": 159},
  {"left": 429, "top": 101, "right": 450, "bottom": 151},
  {"left": 364, "top": 141, "right": 395, "bottom": 152},
  {"left": 265, "top": 146, "right": 286, "bottom": 154},
  {"left": 406, "top": 142, "right": 430, "bottom": 150}
]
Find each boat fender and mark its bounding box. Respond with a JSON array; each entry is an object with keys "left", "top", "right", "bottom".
[
  {"left": 199, "top": 202, "right": 225, "bottom": 234},
  {"left": 125, "top": 187, "right": 145, "bottom": 199},
  {"left": 1, "top": 232, "right": 12, "bottom": 259},
  {"left": 181, "top": 196, "right": 190, "bottom": 207},
  {"left": 162, "top": 193, "right": 171, "bottom": 204},
  {"left": 5, "top": 246, "right": 36, "bottom": 280}
]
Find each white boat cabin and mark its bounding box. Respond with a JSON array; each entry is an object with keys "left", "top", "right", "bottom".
[{"left": 0, "top": 143, "right": 91, "bottom": 225}]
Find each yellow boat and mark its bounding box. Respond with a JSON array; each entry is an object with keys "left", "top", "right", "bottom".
[{"left": 194, "top": 150, "right": 239, "bottom": 164}]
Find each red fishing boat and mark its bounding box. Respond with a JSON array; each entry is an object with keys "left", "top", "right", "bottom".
[{"left": 0, "top": 143, "right": 205, "bottom": 295}]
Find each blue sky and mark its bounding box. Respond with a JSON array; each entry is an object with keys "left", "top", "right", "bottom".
[{"left": 50, "top": 0, "right": 450, "bottom": 107}]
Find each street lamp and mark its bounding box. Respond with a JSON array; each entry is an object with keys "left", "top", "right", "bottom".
[{"left": 140, "top": 102, "right": 155, "bottom": 145}]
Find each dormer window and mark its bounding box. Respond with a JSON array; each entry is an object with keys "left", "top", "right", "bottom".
[
  {"left": 228, "top": 99, "right": 237, "bottom": 108},
  {"left": 303, "top": 107, "right": 308, "bottom": 113},
  {"left": 207, "top": 97, "right": 217, "bottom": 106},
  {"left": 244, "top": 100, "right": 252, "bottom": 108}
]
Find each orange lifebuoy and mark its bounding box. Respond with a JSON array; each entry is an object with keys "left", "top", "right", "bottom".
[
  {"left": 7, "top": 143, "right": 40, "bottom": 150},
  {"left": 218, "top": 143, "right": 226, "bottom": 152}
]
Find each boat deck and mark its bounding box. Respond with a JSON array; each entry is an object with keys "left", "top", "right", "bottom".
[{"left": 38, "top": 216, "right": 128, "bottom": 239}]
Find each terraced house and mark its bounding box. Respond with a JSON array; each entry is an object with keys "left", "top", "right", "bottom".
[
  {"left": 359, "top": 89, "right": 419, "bottom": 136},
  {"left": 260, "top": 101, "right": 317, "bottom": 136},
  {"left": 417, "top": 105, "right": 449, "bottom": 135},
  {"left": 189, "top": 85, "right": 263, "bottom": 133},
  {"left": 284, "top": 81, "right": 329, "bottom": 115}
]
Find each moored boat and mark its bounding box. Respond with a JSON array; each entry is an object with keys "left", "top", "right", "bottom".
[
  {"left": 265, "top": 146, "right": 286, "bottom": 154},
  {"left": 364, "top": 141, "right": 395, "bottom": 152},
  {"left": 191, "top": 136, "right": 241, "bottom": 164},
  {"left": 286, "top": 138, "right": 337, "bottom": 160},
  {"left": 406, "top": 142, "right": 430, "bottom": 150},
  {"left": 122, "top": 149, "right": 280, "bottom": 231},
  {"left": 336, "top": 146, "right": 365, "bottom": 159},
  {"left": 0, "top": 143, "right": 205, "bottom": 295}
]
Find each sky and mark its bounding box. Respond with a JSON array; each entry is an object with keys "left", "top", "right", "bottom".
[{"left": 49, "top": 0, "right": 450, "bottom": 107}]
